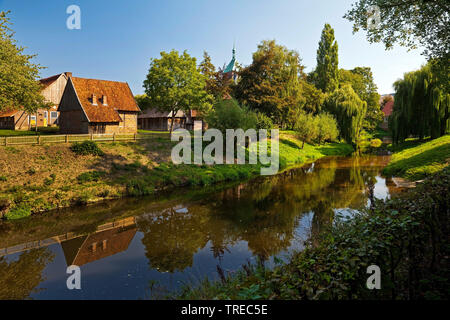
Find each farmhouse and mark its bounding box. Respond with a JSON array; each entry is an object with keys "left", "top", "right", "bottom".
[
  {"left": 58, "top": 77, "right": 140, "bottom": 134},
  {"left": 0, "top": 72, "right": 70, "bottom": 130},
  {"left": 381, "top": 99, "right": 394, "bottom": 131}
]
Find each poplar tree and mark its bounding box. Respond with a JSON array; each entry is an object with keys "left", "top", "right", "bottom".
[{"left": 314, "top": 24, "right": 339, "bottom": 93}]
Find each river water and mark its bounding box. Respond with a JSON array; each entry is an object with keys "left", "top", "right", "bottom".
[{"left": 0, "top": 156, "right": 402, "bottom": 299}]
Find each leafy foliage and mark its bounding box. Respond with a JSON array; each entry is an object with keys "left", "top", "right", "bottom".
[
  {"left": 344, "top": 0, "right": 449, "bottom": 88},
  {"left": 325, "top": 85, "right": 367, "bottom": 147},
  {"left": 390, "top": 63, "right": 450, "bottom": 144},
  {"left": 340, "top": 67, "right": 382, "bottom": 131},
  {"left": 205, "top": 99, "right": 257, "bottom": 133},
  {"left": 70, "top": 141, "right": 105, "bottom": 156},
  {"left": 312, "top": 24, "right": 339, "bottom": 93},
  {"left": 0, "top": 11, "right": 47, "bottom": 113},
  {"left": 233, "top": 40, "right": 305, "bottom": 127},
  {"left": 143, "top": 50, "right": 212, "bottom": 132}
]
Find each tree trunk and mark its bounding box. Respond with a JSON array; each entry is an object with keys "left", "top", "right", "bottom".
[{"left": 169, "top": 109, "right": 176, "bottom": 135}]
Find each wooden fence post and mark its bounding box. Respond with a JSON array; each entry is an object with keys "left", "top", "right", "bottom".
[
  {"left": 5, "top": 137, "right": 8, "bottom": 146},
  {"left": 38, "top": 136, "right": 41, "bottom": 145},
  {"left": 65, "top": 135, "right": 68, "bottom": 143},
  {"left": 90, "top": 133, "right": 93, "bottom": 141},
  {"left": 113, "top": 133, "right": 116, "bottom": 142},
  {"left": 134, "top": 133, "right": 137, "bottom": 141}
]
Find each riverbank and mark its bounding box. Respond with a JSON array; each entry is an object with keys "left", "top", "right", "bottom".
[
  {"left": 383, "top": 135, "right": 450, "bottom": 180},
  {"left": 178, "top": 167, "right": 449, "bottom": 300},
  {"left": 0, "top": 131, "right": 353, "bottom": 220}
]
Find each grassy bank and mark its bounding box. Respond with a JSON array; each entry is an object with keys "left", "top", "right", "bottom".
[
  {"left": 0, "top": 127, "right": 59, "bottom": 136},
  {"left": 178, "top": 167, "right": 449, "bottom": 300},
  {"left": 0, "top": 131, "right": 352, "bottom": 220},
  {"left": 383, "top": 135, "right": 450, "bottom": 180}
]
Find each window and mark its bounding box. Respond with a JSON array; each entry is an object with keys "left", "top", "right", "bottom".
[
  {"left": 51, "top": 112, "right": 58, "bottom": 119},
  {"left": 30, "top": 115, "right": 36, "bottom": 121},
  {"left": 44, "top": 111, "right": 48, "bottom": 119}
]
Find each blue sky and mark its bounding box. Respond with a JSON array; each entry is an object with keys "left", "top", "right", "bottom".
[{"left": 1, "top": 0, "right": 426, "bottom": 94}]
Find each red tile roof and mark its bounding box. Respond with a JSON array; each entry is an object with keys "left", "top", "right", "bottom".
[
  {"left": 71, "top": 77, "right": 140, "bottom": 123},
  {"left": 0, "top": 109, "right": 19, "bottom": 118},
  {"left": 382, "top": 100, "right": 394, "bottom": 117}
]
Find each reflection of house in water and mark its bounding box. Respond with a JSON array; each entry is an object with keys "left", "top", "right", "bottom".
[{"left": 61, "top": 223, "right": 137, "bottom": 267}]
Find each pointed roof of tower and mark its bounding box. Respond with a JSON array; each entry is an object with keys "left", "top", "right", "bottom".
[{"left": 223, "top": 46, "right": 236, "bottom": 73}]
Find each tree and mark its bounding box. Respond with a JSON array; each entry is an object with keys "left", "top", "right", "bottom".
[
  {"left": 313, "top": 24, "right": 339, "bottom": 93},
  {"left": 143, "top": 50, "right": 212, "bottom": 133},
  {"left": 299, "top": 80, "right": 325, "bottom": 114},
  {"left": 390, "top": 63, "right": 449, "bottom": 144},
  {"left": 0, "top": 11, "right": 46, "bottom": 113},
  {"left": 233, "top": 40, "right": 305, "bottom": 127},
  {"left": 325, "top": 84, "right": 367, "bottom": 148},
  {"left": 205, "top": 98, "right": 257, "bottom": 134},
  {"left": 134, "top": 94, "right": 152, "bottom": 110},
  {"left": 316, "top": 113, "right": 339, "bottom": 144},
  {"left": 344, "top": 0, "right": 449, "bottom": 89},
  {"left": 339, "top": 67, "right": 382, "bottom": 131},
  {"left": 294, "top": 112, "right": 318, "bottom": 149}
]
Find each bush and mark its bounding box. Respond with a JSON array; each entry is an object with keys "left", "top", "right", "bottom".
[
  {"left": 126, "top": 179, "right": 154, "bottom": 196},
  {"left": 255, "top": 112, "right": 273, "bottom": 130},
  {"left": 370, "top": 138, "right": 382, "bottom": 148},
  {"left": 70, "top": 141, "right": 104, "bottom": 156},
  {"left": 0, "top": 176, "right": 7, "bottom": 182},
  {"left": 4, "top": 204, "right": 32, "bottom": 220},
  {"left": 205, "top": 99, "right": 257, "bottom": 133},
  {"left": 77, "top": 171, "right": 106, "bottom": 183}
]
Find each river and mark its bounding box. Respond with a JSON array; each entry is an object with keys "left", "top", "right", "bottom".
[{"left": 0, "top": 155, "right": 403, "bottom": 299}]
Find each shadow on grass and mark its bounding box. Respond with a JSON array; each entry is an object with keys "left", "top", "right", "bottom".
[
  {"left": 383, "top": 143, "right": 450, "bottom": 179},
  {"left": 317, "top": 143, "right": 354, "bottom": 156}
]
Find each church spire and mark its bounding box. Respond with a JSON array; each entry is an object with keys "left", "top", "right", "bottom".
[{"left": 223, "top": 45, "right": 236, "bottom": 74}]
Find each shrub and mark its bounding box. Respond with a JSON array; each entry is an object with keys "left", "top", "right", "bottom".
[
  {"left": 26, "top": 168, "right": 36, "bottom": 175},
  {"left": 205, "top": 99, "right": 257, "bottom": 133},
  {"left": 0, "top": 176, "right": 7, "bottom": 182},
  {"left": 126, "top": 179, "right": 154, "bottom": 196},
  {"left": 70, "top": 141, "right": 104, "bottom": 156},
  {"left": 370, "top": 138, "right": 382, "bottom": 148},
  {"left": 255, "top": 112, "right": 273, "bottom": 130},
  {"left": 5, "top": 204, "right": 32, "bottom": 220},
  {"left": 77, "top": 171, "right": 106, "bottom": 183},
  {"left": 44, "top": 173, "right": 56, "bottom": 186}
]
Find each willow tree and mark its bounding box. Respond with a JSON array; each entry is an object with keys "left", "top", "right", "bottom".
[
  {"left": 325, "top": 84, "right": 367, "bottom": 148},
  {"left": 390, "top": 64, "right": 450, "bottom": 144}
]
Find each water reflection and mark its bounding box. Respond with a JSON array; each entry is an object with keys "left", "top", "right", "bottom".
[{"left": 0, "top": 156, "right": 400, "bottom": 299}]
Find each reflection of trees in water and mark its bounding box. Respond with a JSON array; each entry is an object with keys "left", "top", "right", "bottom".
[
  {"left": 138, "top": 207, "right": 212, "bottom": 273},
  {"left": 0, "top": 248, "right": 54, "bottom": 300},
  {"left": 137, "top": 156, "right": 387, "bottom": 272}
]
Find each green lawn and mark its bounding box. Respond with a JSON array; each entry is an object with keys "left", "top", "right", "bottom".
[
  {"left": 0, "top": 127, "right": 59, "bottom": 136},
  {"left": 383, "top": 135, "right": 450, "bottom": 180}
]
